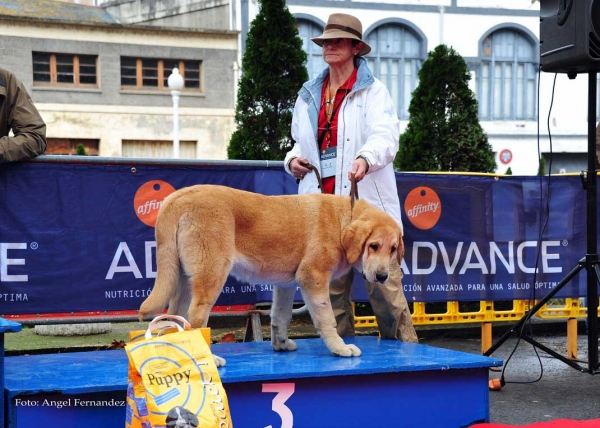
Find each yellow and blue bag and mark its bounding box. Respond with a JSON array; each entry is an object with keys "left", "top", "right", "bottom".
[{"left": 125, "top": 315, "right": 232, "bottom": 428}]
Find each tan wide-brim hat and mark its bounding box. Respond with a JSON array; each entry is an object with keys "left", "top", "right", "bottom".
[{"left": 311, "top": 13, "right": 371, "bottom": 56}]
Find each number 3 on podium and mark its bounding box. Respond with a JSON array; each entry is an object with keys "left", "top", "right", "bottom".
[{"left": 262, "top": 383, "right": 295, "bottom": 428}]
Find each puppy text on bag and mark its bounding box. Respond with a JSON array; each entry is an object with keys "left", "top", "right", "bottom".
[{"left": 146, "top": 370, "right": 191, "bottom": 387}]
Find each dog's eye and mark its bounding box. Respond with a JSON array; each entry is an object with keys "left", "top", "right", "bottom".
[
  {"left": 370, "top": 244, "right": 379, "bottom": 252},
  {"left": 391, "top": 246, "right": 397, "bottom": 253}
]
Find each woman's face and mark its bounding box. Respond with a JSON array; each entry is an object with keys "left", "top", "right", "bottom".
[{"left": 322, "top": 38, "right": 361, "bottom": 68}]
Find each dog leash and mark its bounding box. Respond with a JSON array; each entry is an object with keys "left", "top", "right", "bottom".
[
  {"left": 349, "top": 172, "right": 359, "bottom": 209},
  {"left": 297, "top": 161, "right": 324, "bottom": 193},
  {"left": 297, "top": 161, "right": 359, "bottom": 208}
]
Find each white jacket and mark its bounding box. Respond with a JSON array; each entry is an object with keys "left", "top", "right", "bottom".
[{"left": 284, "top": 57, "right": 403, "bottom": 230}]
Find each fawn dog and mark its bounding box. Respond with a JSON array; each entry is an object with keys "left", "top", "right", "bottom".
[{"left": 139, "top": 185, "right": 403, "bottom": 366}]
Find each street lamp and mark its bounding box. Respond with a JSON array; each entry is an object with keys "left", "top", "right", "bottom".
[{"left": 167, "top": 67, "right": 184, "bottom": 158}]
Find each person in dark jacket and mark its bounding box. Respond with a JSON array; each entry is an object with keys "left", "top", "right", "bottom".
[{"left": 0, "top": 67, "right": 47, "bottom": 162}]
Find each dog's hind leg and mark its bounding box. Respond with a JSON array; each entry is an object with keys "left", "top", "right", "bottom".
[
  {"left": 177, "top": 225, "right": 231, "bottom": 329},
  {"left": 271, "top": 286, "right": 297, "bottom": 352},
  {"left": 185, "top": 268, "right": 229, "bottom": 328},
  {"left": 184, "top": 264, "right": 231, "bottom": 368},
  {"left": 298, "top": 269, "right": 361, "bottom": 358},
  {"left": 167, "top": 271, "right": 191, "bottom": 317}
]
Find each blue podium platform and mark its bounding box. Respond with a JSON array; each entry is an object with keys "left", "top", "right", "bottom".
[
  {"left": 3, "top": 336, "right": 502, "bottom": 428},
  {"left": 0, "top": 319, "right": 21, "bottom": 428}
]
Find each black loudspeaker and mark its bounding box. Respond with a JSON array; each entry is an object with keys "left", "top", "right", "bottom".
[{"left": 540, "top": 0, "right": 600, "bottom": 75}]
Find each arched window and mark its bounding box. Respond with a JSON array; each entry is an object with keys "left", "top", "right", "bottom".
[
  {"left": 365, "top": 23, "right": 424, "bottom": 119},
  {"left": 478, "top": 28, "right": 538, "bottom": 120},
  {"left": 296, "top": 18, "right": 327, "bottom": 80}
]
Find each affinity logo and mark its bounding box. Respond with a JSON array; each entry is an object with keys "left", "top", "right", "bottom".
[
  {"left": 404, "top": 186, "right": 442, "bottom": 230},
  {"left": 134, "top": 180, "right": 176, "bottom": 227}
]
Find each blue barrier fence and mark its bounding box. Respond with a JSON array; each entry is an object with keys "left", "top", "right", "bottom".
[{"left": 0, "top": 156, "right": 596, "bottom": 316}]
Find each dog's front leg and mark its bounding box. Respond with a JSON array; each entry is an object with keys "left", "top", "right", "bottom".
[
  {"left": 270, "top": 286, "right": 297, "bottom": 352},
  {"left": 301, "top": 278, "right": 361, "bottom": 358}
]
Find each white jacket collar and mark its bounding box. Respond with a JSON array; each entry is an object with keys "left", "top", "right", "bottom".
[{"left": 298, "top": 57, "right": 374, "bottom": 107}]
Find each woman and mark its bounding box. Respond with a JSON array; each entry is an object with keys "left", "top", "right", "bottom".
[{"left": 284, "top": 13, "right": 418, "bottom": 343}]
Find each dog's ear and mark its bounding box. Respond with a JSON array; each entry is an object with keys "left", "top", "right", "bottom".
[
  {"left": 397, "top": 234, "right": 405, "bottom": 265},
  {"left": 342, "top": 220, "right": 371, "bottom": 264}
]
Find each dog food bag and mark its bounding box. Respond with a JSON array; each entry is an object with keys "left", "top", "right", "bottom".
[
  {"left": 126, "top": 316, "right": 192, "bottom": 428},
  {"left": 125, "top": 367, "right": 151, "bottom": 428},
  {"left": 126, "top": 315, "right": 232, "bottom": 428}
]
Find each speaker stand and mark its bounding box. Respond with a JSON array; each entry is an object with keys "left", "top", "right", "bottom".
[{"left": 483, "top": 72, "right": 600, "bottom": 375}]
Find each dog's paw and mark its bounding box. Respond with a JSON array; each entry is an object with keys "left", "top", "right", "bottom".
[
  {"left": 332, "top": 344, "right": 361, "bottom": 357},
  {"left": 272, "top": 338, "right": 298, "bottom": 352},
  {"left": 213, "top": 354, "right": 226, "bottom": 367}
]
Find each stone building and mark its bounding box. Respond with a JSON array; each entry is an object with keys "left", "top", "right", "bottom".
[{"left": 0, "top": 0, "right": 238, "bottom": 158}]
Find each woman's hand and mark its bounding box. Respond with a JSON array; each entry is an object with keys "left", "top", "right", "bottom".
[
  {"left": 290, "top": 157, "right": 312, "bottom": 180},
  {"left": 349, "top": 157, "right": 369, "bottom": 182}
]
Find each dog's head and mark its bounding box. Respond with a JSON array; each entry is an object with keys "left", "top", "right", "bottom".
[{"left": 341, "top": 200, "right": 403, "bottom": 284}]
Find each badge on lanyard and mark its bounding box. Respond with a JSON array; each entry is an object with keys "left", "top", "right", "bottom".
[{"left": 320, "top": 146, "right": 337, "bottom": 178}]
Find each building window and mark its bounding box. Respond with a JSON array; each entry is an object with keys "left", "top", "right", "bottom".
[
  {"left": 120, "top": 58, "right": 202, "bottom": 91},
  {"left": 32, "top": 53, "right": 98, "bottom": 87},
  {"left": 296, "top": 19, "right": 327, "bottom": 80},
  {"left": 365, "top": 24, "right": 424, "bottom": 120},
  {"left": 45, "top": 138, "right": 99, "bottom": 156},
  {"left": 478, "top": 29, "right": 538, "bottom": 120}
]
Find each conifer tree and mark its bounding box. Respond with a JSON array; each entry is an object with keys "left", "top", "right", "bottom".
[
  {"left": 76, "top": 143, "right": 87, "bottom": 156},
  {"left": 538, "top": 156, "right": 547, "bottom": 175},
  {"left": 227, "top": 0, "right": 308, "bottom": 160},
  {"left": 395, "top": 45, "right": 496, "bottom": 173}
]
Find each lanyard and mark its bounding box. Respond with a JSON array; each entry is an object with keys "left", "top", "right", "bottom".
[
  {"left": 318, "top": 80, "right": 346, "bottom": 150},
  {"left": 325, "top": 80, "right": 337, "bottom": 123}
]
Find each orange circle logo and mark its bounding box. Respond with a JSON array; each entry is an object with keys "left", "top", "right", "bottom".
[
  {"left": 133, "top": 180, "right": 176, "bottom": 227},
  {"left": 404, "top": 186, "right": 442, "bottom": 230}
]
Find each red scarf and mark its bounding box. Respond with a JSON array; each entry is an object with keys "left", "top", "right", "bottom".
[{"left": 317, "top": 67, "right": 358, "bottom": 194}]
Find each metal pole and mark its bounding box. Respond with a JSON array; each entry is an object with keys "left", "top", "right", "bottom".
[
  {"left": 168, "top": 68, "right": 184, "bottom": 159},
  {"left": 172, "top": 88, "right": 180, "bottom": 159},
  {"left": 586, "top": 72, "right": 599, "bottom": 373}
]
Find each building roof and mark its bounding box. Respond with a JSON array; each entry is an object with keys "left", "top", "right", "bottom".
[{"left": 0, "top": 0, "right": 119, "bottom": 25}]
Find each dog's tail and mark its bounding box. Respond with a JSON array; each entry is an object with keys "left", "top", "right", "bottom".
[{"left": 138, "top": 197, "right": 181, "bottom": 321}]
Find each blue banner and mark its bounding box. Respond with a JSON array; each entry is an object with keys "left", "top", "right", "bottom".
[{"left": 0, "top": 158, "right": 595, "bottom": 315}]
